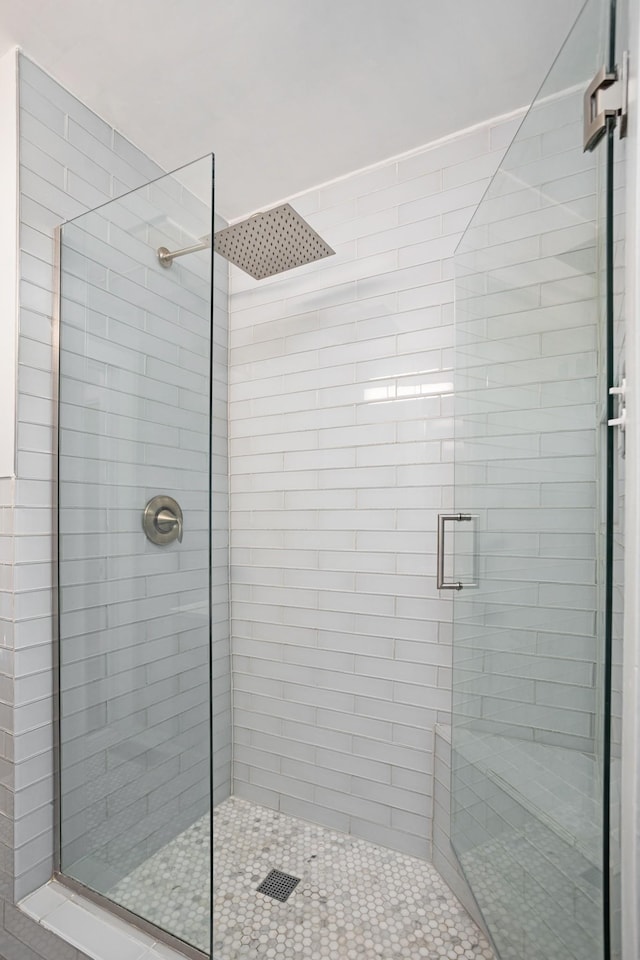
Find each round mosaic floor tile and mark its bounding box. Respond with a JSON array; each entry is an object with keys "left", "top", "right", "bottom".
[{"left": 109, "top": 796, "right": 494, "bottom": 959}]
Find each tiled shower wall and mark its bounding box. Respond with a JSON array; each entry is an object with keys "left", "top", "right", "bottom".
[
  {"left": 228, "top": 115, "right": 521, "bottom": 858},
  {"left": 7, "top": 52, "right": 230, "bottom": 911},
  {"left": 0, "top": 476, "right": 15, "bottom": 907}
]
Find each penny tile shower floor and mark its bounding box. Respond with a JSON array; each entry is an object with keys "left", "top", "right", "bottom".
[{"left": 109, "top": 796, "right": 494, "bottom": 959}]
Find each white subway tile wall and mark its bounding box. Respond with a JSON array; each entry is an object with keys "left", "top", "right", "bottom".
[
  {"left": 0, "top": 50, "right": 18, "bottom": 480},
  {"left": 228, "top": 115, "right": 525, "bottom": 858},
  {"left": 0, "top": 473, "right": 15, "bottom": 912}
]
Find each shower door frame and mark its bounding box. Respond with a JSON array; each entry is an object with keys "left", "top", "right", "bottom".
[
  {"left": 50, "top": 154, "right": 216, "bottom": 960},
  {"left": 620, "top": 0, "right": 640, "bottom": 955}
]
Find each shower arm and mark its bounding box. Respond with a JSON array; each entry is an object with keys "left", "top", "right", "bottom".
[
  {"left": 158, "top": 211, "right": 265, "bottom": 266},
  {"left": 157, "top": 213, "right": 265, "bottom": 266},
  {"left": 157, "top": 236, "right": 212, "bottom": 267}
]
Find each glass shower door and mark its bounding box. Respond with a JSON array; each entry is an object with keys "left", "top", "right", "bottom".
[
  {"left": 56, "top": 156, "right": 215, "bottom": 956},
  {"left": 450, "top": 0, "right": 622, "bottom": 957}
]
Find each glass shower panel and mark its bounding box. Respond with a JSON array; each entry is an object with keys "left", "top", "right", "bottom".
[
  {"left": 451, "top": 0, "right": 618, "bottom": 957},
  {"left": 57, "top": 156, "right": 214, "bottom": 955},
  {"left": 608, "top": 6, "right": 626, "bottom": 954}
]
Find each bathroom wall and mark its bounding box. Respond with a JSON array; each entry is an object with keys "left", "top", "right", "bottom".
[
  {"left": 8, "top": 53, "right": 230, "bottom": 905},
  {"left": 0, "top": 48, "right": 18, "bottom": 914},
  {"left": 0, "top": 49, "right": 17, "bottom": 478},
  {"left": 0, "top": 45, "right": 93, "bottom": 960},
  {"left": 0, "top": 475, "right": 15, "bottom": 910},
  {"left": 228, "top": 116, "right": 520, "bottom": 857}
]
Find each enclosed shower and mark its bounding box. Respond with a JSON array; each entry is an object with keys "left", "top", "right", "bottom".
[{"left": 52, "top": 0, "right": 624, "bottom": 957}]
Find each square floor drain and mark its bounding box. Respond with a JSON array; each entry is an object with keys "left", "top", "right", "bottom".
[{"left": 256, "top": 869, "right": 301, "bottom": 902}]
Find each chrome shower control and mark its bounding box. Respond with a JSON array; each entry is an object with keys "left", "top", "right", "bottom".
[{"left": 143, "top": 496, "right": 183, "bottom": 545}]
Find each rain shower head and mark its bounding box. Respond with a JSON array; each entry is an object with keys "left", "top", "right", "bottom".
[
  {"left": 215, "top": 204, "right": 335, "bottom": 280},
  {"left": 157, "top": 203, "right": 335, "bottom": 280}
]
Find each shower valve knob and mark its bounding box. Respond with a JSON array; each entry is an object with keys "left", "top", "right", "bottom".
[{"left": 143, "top": 496, "right": 183, "bottom": 545}]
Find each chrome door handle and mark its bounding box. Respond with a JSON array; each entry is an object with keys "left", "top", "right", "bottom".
[
  {"left": 143, "top": 496, "right": 183, "bottom": 545},
  {"left": 437, "top": 513, "right": 472, "bottom": 590}
]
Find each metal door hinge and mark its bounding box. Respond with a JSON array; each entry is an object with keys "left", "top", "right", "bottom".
[
  {"left": 608, "top": 378, "right": 627, "bottom": 458},
  {"left": 583, "top": 51, "right": 629, "bottom": 152}
]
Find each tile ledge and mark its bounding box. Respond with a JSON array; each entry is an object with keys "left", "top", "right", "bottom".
[
  {"left": 435, "top": 721, "right": 452, "bottom": 743},
  {"left": 18, "top": 878, "right": 189, "bottom": 960}
]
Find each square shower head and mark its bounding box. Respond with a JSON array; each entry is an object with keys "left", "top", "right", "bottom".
[{"left": 213, "top": 203, "right": 335, "bottom": 280}]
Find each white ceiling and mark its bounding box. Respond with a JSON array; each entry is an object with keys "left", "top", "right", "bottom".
[{"left": 0, "top": 0, "right": 585, "bottom": 220}]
